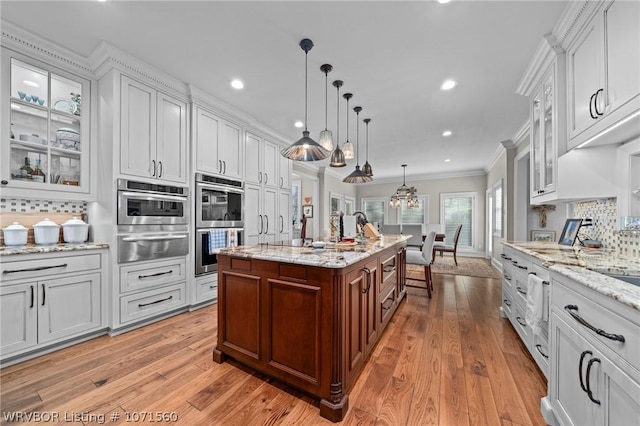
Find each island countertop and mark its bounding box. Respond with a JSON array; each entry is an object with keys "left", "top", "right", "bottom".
[
  {"left": 217, "top": 234, "right": 411, "bottom": 268},
  {"left": 503, "top": 241, "right": 640, "bottom": 311}
]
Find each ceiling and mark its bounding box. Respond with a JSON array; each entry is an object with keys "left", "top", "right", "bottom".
[{"left": 1, "top": 0, "right": 568, "bottom": 181}]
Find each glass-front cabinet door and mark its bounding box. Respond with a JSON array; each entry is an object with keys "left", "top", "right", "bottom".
[
  {"left": 530, "top": 66, "right": 556, "bottom": 200},
  {"left": 1, "top": 49, "right": 90, "bottom": 195}
]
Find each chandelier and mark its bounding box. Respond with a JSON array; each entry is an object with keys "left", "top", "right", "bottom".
[{"left": 390, "top": 164, "right": 419, "bottom": 208}]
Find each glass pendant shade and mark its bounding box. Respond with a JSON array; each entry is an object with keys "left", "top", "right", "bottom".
[
  {"left": 281, "top": 38, "right": 329, "bottom": 161},
  {"left": 318, "top": 64, "right": 334, "bottom": 151},
  {"left": 329, "top": 80, "right": 346, "bottom": 167},
  {"left": 341, "top": 93, "right": 355, "bottom": 160},
  {"left": 362, "top": 118, "right": 373, "bottom": 177},
  {"left": 343, "top": 106, "right": 371, "bottom": 183},
  {"left": 390, "top": 165, "right": 418, "bottom": 207}
]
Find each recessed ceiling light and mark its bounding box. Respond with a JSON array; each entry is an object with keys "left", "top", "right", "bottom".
[
  {"left": 294, "top": 121, "right": 304, "bottom": 128},
  {"left": 231, "top": 79, "right": 244, "bottom": 89},
  {"left": 438, "top": 0, "right": 452, "bottom": 3},
  {"left": 442, "top": 130, "right": 452, "bottom": 137},
  {"left": 441, "top": 79, "right": 456, "bottom": 90},
  {"left": 444, "top": 158, "right": 451, "bottom": 162},
  {"left": 23, "top": 80, "right": 39, "bottom": 88}
]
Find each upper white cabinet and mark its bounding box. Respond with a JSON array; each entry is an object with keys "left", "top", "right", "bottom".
[
  {"left": 1, "top": 48, "right": 91, "bottom": 199},
  {"left": 192, "top": 105, "right": 242, "bottom": 179},
  {"left": 566, "top": 0, "right": 640, "bottom": 149},
  {"left": 279, "top": 153, "right": 292, "bottom": 190},
  {"left": 120, "top": 75, "right": 187, "bottom": 184},
  {"left": 530, "top": 63, "right": 564, "bottom": 201},
  {"left": 244, "top": 131, "right": 278, "bottom": 188}
]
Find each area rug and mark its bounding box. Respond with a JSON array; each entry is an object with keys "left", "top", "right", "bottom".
[{"left": 407, "top": 255, "right": 501, "bottom": 279}]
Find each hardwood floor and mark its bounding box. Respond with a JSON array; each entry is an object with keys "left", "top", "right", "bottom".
[{"left": 0, "top": 273, "right": 547, "bottom": 425}]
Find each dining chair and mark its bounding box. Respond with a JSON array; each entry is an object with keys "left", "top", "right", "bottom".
[
  {"left": 406, "top": 231, "right": 436, "bottom": 298},
  {"left": 381, "top": 224, "right": 401, "bottom": 235},
  {"left": 401, "top": 224, "right": 423, "bottom": 251},
  {"left": 432, "top": 224, "right": 462, "bottom": 265}
]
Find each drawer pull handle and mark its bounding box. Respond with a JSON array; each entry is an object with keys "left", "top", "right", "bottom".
[
  {"left": 514, "top": 263, "right": 528, "bottom": 270},
  {"left": 516, "top": 316, "right": 526, "bottom": 327},
  {"left": 586, "top": 357, "right": 601, "bottom": 405},
  {"left": 361, "top": 267, "right": 372, "bottom": 293},
  {"left": 138, "top": 295, "right": 173, "bottom": 307},
  {"left": 122, "top": 235, "right": 187, "bottom": 242},
  {"left": 30, "top": 285, "right": 34, "bottom": 309},
  {"left": 3, "top": 263, "right": 68, "bottom": 274},
  {"left": 209, "top": 285, "right": 216, "bottom": 289},
  {"left": 382, "top": 296, "right": 395, "bottom": 311},
  {"left": 504, "top": 275, "right": 511, "bottom": 281},
  {"left": 535, "top": 344, "right": 549, "bottom": 359},
  {"left": 579, "top": 350, "right": 592, "bottom": 393},
  {"left": 42, "top": 284, "right": 46, "bottom": 306},
  {"left": 139, "top": 270, "right": 173, "bottom": 279},
  {"left": 516, "top": 286, "right": 527, "bottom": 295},
  {"left": 564, "top": 305, "right": 625, "bottom": 343},
  {"left": 500, "top": 254, "right": 511, "bottom": 260},
  {"left": 503, "top": 299, "right": 511, "bottom": 307},
  {"left": 383, "top": 265, "right": 396, "bottom": 273}
]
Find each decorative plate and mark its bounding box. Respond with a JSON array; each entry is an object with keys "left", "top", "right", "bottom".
[{"left": 53, "top": 99, "right": 77, "bottom": 114}]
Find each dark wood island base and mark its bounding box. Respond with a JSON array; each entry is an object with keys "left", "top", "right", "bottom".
[{"left": 212, "top": 237, "right": 409, "bottom": 422}]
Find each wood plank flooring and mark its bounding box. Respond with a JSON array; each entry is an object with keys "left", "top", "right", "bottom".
[{"left": 0, "top": 273, "right": 547, "bottom": 425}]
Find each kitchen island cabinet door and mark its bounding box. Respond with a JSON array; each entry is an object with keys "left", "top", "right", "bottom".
[
  {"left": 38, "top": 273, "right": 101, "bottom": 344},
  {"left": 0, "top": 282, "right": 38, "bottom": 356}
]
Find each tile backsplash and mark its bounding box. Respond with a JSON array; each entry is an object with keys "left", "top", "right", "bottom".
[
  {"left": 573, "top": 197, "right": 639, "bottom": 258},
  {"left": 0, "top": 198, "right": 86, "bottom": 214}
]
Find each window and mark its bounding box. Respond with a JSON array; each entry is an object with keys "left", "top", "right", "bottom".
[
  {"left": 292, "top": 179, "right": 301, "bottom": 230},
  {"left": 440, "top": 192, "right": 477, "bottom": 249},
  {"left": 344, "top": 196, "right": 355, "bottom": 216},
  {"left": 398, "top": 196, "right": 429, "bottom": 228},
  {"left": 493, "top": 180, "right": 503, "bottom": 237},
  {"left": 330, "top": 192, "right": 343, "bottom": 215},
  {"left": 362, "top": 197, "right": 387, "bottom": 228}
]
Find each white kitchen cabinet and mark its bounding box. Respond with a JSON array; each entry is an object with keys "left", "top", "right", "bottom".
[
  {"left": 278, "top": 190, "right": 292, "bottom": 242},
  {"left": 244, "top": 183, "right": 277, "bottom": 245},
  {"left": 566, "top": 0, "right": 640, "bottom": 149},
  {"left": 279, "top": 153, "right": 292, "bottom": 190},
  {"left": 244, "top": 131, "right": 278, "bottom": 188},
  {"left": 531, "top": 65, "right": 562, "bottom": 201},
  {"left": 1, "top": 48, "right": 91, "bottom": 200},
  {"left": 549, "top": 272, "right": 640, "bottom": 426},
  {"left": 120, "top": 75, "right": 187, "bottom": 184},
  {"left": 193, "top": 105, "right": 242, "bottom": 179},
  {"left": 0, "top": 251, "right": 105, "bottom": 363}
]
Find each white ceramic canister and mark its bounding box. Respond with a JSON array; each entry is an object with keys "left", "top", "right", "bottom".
[
  {"left": 33, "top": 218, "right": 60, "bottom": 245},
  {"left": 62, "top": 216, "right": 89, "bottom": 244},
  {"left": 3, "top": 222, "right": 28, "bottom": 246}
]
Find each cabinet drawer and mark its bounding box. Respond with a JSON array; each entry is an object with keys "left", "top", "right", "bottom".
[
  {"left": 120, "top": 282, "right": 187, "bottom": 324},
  {"left": 502, "top": 289, "right": 514, "bottom": 320},
  {"left": 511, "top": 301, "right": 532, "bottom": 349},
  {"left": 119, "top": 258, "right": 186, "bottom": 293},
  {"left": 380, "top": 285, "right": 396, "bottom": 326},
  {"left": 380, "top": 254, "right": 397, "bottom": 289},
  {"left": 553, "top": 278, "right": 640, "bottom": 368},
  {"left": 1, "top": 253, "right": 101, "bottom": 283},
  {"left": 531, "top": 331, "right": 549, "bottom": 379},
  {"left": 195, "top": 275, "right": 218, "bottom": 303}
]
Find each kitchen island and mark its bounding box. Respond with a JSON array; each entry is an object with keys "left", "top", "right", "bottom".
[{"left": 213, "top": 235, "right": 410, "bottom": 422}]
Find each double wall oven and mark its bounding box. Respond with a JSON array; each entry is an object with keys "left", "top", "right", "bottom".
[
  {"left": 117, "top": 179, "right": 189, "bottom": 263},
  {"left": 195, "top": 173, "right": 244, "bottom": 275}
]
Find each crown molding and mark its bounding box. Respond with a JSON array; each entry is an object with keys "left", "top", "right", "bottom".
[
  {"left": 553, "top": 0, "right": 598, "bottom": 49},
  {"left": 88, "top": 41, "right": 189, "bottom": 100},
  {"left": 1, "top": 19, "right": 93, "bottom": 77},
  {"left": 485, "top": 142, "right": 507, "bottom": 173},
  {"left": 512, "top": 119, "right": 530, "bottom": 146},
  {"left": 188, "top": 84, "right": 290, "bottom": 148},
  {"left": 516, "top": 37, "right": 556, "bottom": 96}
]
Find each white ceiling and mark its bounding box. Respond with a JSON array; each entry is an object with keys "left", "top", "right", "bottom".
[{"left": 1, "top": 0, "right": 568, "bottom": 181}]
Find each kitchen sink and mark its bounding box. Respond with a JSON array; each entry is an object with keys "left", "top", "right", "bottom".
[{"left": 605, "top": 274, "right": 640, "bottom": 287}]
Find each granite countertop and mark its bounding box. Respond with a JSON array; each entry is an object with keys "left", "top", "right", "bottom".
[
  {"left": 218, "top": 235, "right": 410, "bottom": 268},
  {"left": 503, "top": 241, "right": 640, "bottom": 311},
  {"left": 0, "top": 242, "right": 109, "bottom": 256}
]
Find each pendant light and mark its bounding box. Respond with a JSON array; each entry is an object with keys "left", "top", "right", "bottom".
[
  {"left": 343, "top": 106, "right": 372, "bottom": 183},
  {"left": 362, "top": 118, "right": 373, "bottom": 177},
  {"left": 390, "top": 165, "right": 419, "bottom": 207},
  {"left": 341, "top": 93, "right": 355, "bottom": 160},
  {"left": 281, "top": 38, "right": 330, "bottom": 161},
  {"left": 318, "top": 64, "right": 334, "bottom": 151},
  {"left": 329, "top": 80, "right": 346, "bottom": 167}
]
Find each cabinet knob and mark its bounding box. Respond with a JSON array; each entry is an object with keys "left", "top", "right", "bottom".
[{"left": 1, "top": 180, "right": 7, "bottom": 185}]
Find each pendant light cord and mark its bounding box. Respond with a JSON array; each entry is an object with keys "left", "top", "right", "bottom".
[
  {"left": 336, "top": 86, "right": 340, "bottom": 144},
  {"left": 365, "top": 121, "right": 369, "bottom": 161},
  {"left": 324, "top": 70, "right": 328, "bottom": 130},
  {"left": 304, "top": 51, "right": 308, "bottom": 132},
  {"left": 355, "top": 110, "right": 360, "bottom": 165}
]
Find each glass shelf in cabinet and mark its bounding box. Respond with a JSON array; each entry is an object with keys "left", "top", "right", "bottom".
[
  {"left": 10, "top": 98, "right": 48, "bottom": 114},
  {"left": 51, "top": 110, "right": 81, "bottom": 124},
  {"left": 10, "top": 139, "right": 48, "bottom": 153},
  {"left": 10, "top": 101, "right": 48, "bottom": 120},
  {"left": 51, "top": 146, "right": 81, "bottom": 157}
]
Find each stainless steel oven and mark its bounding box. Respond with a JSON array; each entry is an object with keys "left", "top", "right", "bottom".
[
  {"left": 195, "top": 228, "right": 243, "bottom": 275},
  {"left": 116, "top": 179, "right": 190, "bottom": 263},
  {"left": 195, "top": 173, "right": 243, "bottom": 228},
  {"left": 117, "top": 179, "right": 188, "bottom": 227}
]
